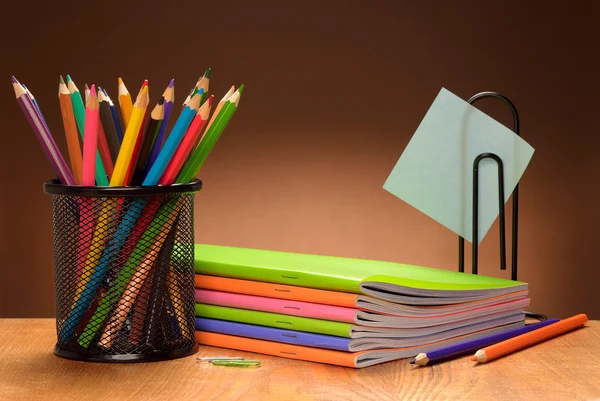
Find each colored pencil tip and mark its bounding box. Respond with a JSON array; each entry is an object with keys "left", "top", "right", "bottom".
[
  {"left": 142, "top": 79, "right": 149, "bottom": 88},
  {"left": 84, "top": 83, "right": 90, "bottom": 91},
  {"left": 118, "top": 77, "right": 123, "bottom": 85},
  {"left": 11, "top": 76, "right": 20, "bottom": 85},
  {"left": 90, "top": 84, "right": 96, "bottom": 96},
  {"left": 409, "top": 358, "right": 416, "bottom": 364},
  {"left": 204, "top": 68, "right": 211, "bottom": 78},
  {"left": 168, "top": 78, "right": 175, "bottom": 88},
  {"left": 59, "top": 75, "right": 65, "bottom": 84},
  {"left": 470, "top": 356, "right": 477, "bottom": 361},
  {"left": 237, "top": 84, "right": 245, "bottom": 94},
  {"left": 66, "top": 74, "right": 73, "bottom": 82},
  {"left": 208, "top": 95, "right": 215, "bottom": 105},
  {"left": 102, "top": 88, "right": 108, "bottom": 96}
]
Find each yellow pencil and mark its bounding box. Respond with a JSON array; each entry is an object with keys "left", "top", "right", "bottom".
[
  {"left": 111, "top": 86, "right": 149, "bottom": 186},
  {"left": 118, "top": 77, "right": 133, "bottom": 128}
]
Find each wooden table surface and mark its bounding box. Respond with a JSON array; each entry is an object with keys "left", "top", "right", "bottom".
[{"left": 1, "top": 319, "right": 599, "bottom": 401}]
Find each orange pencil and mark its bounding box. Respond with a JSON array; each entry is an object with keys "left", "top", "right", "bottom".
[
  {"left": 471, "top": 313, "right": 588, "bottom": 363},
  {"left": 58, "top": 76, "right": 83, "bottom": 185},
  {"left": 159, "top": 95, "right": 213, "bottom": 184}
]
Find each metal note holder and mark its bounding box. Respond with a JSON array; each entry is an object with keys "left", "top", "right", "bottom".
[{"left": 457, "top": 91, "right": 546, "bottom": 321}]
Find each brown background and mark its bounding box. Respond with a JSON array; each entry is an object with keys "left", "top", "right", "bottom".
[{"left": 0, "top": 1, "right": 598, "bottom": 318}]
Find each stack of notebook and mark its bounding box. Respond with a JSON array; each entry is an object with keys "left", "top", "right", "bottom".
[{"left": 193, "top": 244, "right": 530, "bottom": 368}]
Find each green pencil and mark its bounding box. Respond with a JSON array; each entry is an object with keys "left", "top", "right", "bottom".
[
  {"left": 176, "top": 85, "right": 243, "bottom": 183},
  {"left": 66, "top": 75, "right": 109, "bottom": 186}
]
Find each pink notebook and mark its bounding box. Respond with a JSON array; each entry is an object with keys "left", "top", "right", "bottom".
[{"left": 195, "top": 289, "right": 358, "bottom": 323}]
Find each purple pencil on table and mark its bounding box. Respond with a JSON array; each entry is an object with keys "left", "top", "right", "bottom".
[
  {"left": 12, "top": 76, "right": 76, "bottom": 186},
  {"left": 410, "top": 318, "right": 560, "bottom": 366}
]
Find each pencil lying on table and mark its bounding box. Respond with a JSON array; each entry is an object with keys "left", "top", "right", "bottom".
[
  {"left": 471, "top": 314, "right": 588, "bottom": 363},
  {"left": 411, "top": 318, "right": 560, "bottom": 366}
]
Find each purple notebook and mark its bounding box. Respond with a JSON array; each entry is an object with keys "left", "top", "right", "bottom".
[{"left": 195, "top": 318, "right": 352, "bottom": 351}]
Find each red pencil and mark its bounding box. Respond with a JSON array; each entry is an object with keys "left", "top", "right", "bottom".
[
  {"left": 82, "top": 85, "right": 100, "bottom": 185},
  {"left": 158, "top": 95, "right": 214, "bottom": 185}
]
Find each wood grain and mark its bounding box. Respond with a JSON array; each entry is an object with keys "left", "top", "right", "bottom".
[{"left": 0, "top": 319, "right": 599, "bottom": 401}]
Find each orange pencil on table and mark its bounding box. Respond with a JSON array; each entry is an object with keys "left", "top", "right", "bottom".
[
  {"left": 58, "top": 76, "right": 83, "bottom": 185},
  {"left": 159, "top": 95, "right": 213, "bottom": 184},
  {"left": 471, "top": 313, "right": 588, "bottom": 363}
]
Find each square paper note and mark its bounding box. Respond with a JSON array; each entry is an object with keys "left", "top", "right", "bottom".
[{"left": 383, "top": 88, "right": 534, "bottom": 244}]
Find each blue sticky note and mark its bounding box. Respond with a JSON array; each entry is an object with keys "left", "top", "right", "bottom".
[{"left": 383, "top": 88, "right": 535, "bottom": 244}]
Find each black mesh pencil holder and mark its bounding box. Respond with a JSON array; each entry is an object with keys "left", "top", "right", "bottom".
[{"left": 43, "top": 179, "right": 202, "bottom": 362}]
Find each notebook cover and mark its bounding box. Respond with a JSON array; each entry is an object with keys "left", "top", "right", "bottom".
[
  {"left": 195, "top": 274, "right": 529, "bottom": 315},
  {"left": 195, "top": 303, "right": 353, "bottom": 337},
  {"left": 195, "top": 274, "right": 360, "bottom": 308},
  {"left": 195, "top": 289, "right": 358, "bottom": 323},
  {"left": 194, "top": 244, "right": 527, "bottom": 295},
  {"left": 195, "top": 317, "right": 352, "bottom": 351}
]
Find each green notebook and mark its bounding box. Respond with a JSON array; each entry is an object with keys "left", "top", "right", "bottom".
[{"left": 194, "top": 244, "right": 527, "bottom": 304}]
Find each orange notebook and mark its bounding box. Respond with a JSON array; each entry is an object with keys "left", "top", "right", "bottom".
[
  {"left": 196, "top": 321, "right": 523, "bottom": 368},
  {"left": 195, "top": 275, "right": 528, "bottom": 317}
]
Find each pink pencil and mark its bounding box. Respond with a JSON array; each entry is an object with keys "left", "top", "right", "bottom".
[
  {"left": 82, "top": 85, "right": 100, "bottom": 185},
  {"left": 75, "top": 85, "right": 100, "bottom": 285},
  {"left": 158, "top": 95, "right": 213, "bottom": 185}
]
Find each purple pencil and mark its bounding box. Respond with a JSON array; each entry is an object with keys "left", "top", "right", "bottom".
[
  {"left": 145, "top": 79, "right": 174, "bottom": 176},
  {"left": 12, "top": 77, "right": 76, "bottom": 185},
  {"left": 410, "top": 317, "right": 560, "bottom": 366}
]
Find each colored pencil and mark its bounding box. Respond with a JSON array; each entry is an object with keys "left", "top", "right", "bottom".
[
  {"left": 411, "top": 318, "right": 560, "bottom": 366},
  {"left": 98, "top": 89, "right": 121, "bottom": 163},
  {"left": 84, "top": 84, "right": 90, "bottom": 104},
  {"left": 144, "top": 93, "right": 201, "bottom": 185},
  {"left": 12, "top": 77, "right": 75, "bottom": 185},
  {"left": 182, "top": 85, "right": 234, "bottom": 169},
  {"left": 118, "top": 77, "right": 133, "bottom": 127},
  {"left": 176, "top": 85, "right": 243, "bottom": 183},
  {"left": 160, "top": 95, "right": 213, "bottom": 185},
  {"left": 95, "top": 92, "right": 114, "bottom": 179},
  {"left": 82, "top": 85, "right": 100, "bottom": 185},
  {"left": 197, "top": 68, "right": 211, "bottom": 105},
  {"left": 111, "top": 86, "right": 149, "bottom": 186},
  {"left": 205, "top": 85, "right": 235, "bottom": 133},
  {"left": 22, "top": 84, "right": 48, "bottom": 127},
  {"left": 133, "top": 97, "right": 164, "bottom": 185},
  {"left": 66, "top": 75, "right": 109, "bottom": 186},
  {"left": 471, "top": 314, "right": 588, "bottom": 363},
  {"left": 146, "top": 79, "right": 175, "bottom": 174},
  {"left": 105, "top": 89, "right": 124, "bottom": 142},
  {"left": 124, "top": 80, "right": 150, "bottom": 185},
  {"left": 58, "top": 76, "right": 83, "bottom": 185},
  {"left": 80, "top": 197, "right": 183, "bottom": 347}
]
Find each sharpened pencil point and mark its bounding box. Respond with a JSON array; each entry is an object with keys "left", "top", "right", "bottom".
[
  {"left": 118, "top": 77, "right": 123, "bottom": 85},
  {"left": 409, "top": 359, "right": 416, "bottom": 364},
  {"left": 168, "top": 78, "right": 175, "bottom": 88},
  {"left": 204, "top": 68, "right": 211, "bottom": 78},
  {"left": 207, "top": 95, "right": 214, "bottom": 105},
  {"left": 66, "top": 75, "right": 73, "bottom": 82},
  {"left": 142, "top": 79, "right": 148, "bottom": 88},
  {"left": 59, "top": 75, "right": 65, "bottom": 85},
  {"left": 11, "top": 76, "right": 19, "bottom": 85},
  {"left": 470, "top": 356, "right": 477, "bottom": 361},
  {"left": 237, "top": 84, "right": 245, "bottom": 94}
]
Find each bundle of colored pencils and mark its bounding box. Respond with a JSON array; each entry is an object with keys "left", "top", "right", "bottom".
[
  {"left": 12, "top": 71, "right": 243, "bottom": 187},
  {"left": 12, "top": 72, "right": 243, "bottom": 352}
]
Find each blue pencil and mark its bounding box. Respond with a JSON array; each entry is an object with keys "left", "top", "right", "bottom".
[
  {"left": 143, "top": 92, "right": 200, "bottom": 185},
  {"left": 410, "top": 318, "right": 559, "bottom": 366}
]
